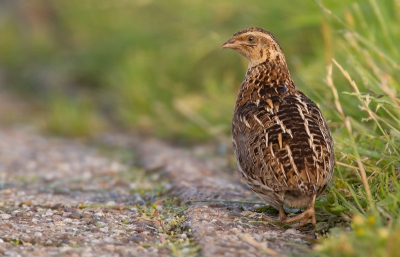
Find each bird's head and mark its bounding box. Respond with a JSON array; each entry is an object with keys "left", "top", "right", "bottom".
[{"left": 222, "top": 27, "right": 286, "bottom": 68}]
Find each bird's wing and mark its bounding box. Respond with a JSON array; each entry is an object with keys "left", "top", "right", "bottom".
[{"left": 232, "top": 92, "right": 334, "bottom": 195}]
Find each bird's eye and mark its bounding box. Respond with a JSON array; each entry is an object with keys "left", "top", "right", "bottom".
[{"left": 247, "top": 36, "right": 255, "bottom": 42}]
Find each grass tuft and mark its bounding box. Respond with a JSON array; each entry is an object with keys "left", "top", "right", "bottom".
[{"left": 314, "top": 1, "right": 400, "bottom": 255}]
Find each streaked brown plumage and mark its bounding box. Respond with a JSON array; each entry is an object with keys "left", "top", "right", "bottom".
[{"left": 222, "top": 27, "right": 334, "bottom": 227}]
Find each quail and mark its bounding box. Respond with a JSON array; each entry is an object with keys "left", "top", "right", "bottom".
[{"left": 222, "top": 27, "right": 334, "bottom": 227}]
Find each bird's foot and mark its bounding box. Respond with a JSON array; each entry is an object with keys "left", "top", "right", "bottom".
[
  {"left": 281, "top": 194, "right": 317, "bottom": 228},
  {"left": 283, "top": 206, "right": 316, "bottom": 228}
]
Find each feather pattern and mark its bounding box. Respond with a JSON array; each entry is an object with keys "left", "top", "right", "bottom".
[{"left": 224, "top": 27, "right": 334, "bottom": 225}]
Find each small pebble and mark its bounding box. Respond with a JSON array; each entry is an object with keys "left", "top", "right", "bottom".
[
  {"left": 93, "top": 212, "right": 104, "bottom": 218},
  {"left": 1, "top": 189, "right": 13, "bottom": 195},
  {"left": 77, "top": 202, "right": 85, "bottom": 208},
  {"left": 103, "top": 245, "right": 115, "bottom": 251},
  {"left": 23, "top": 200, "right": 32, "bottom": 206},
  {"left": 87, "top": 218, "right": 101, "bottom": 225},
  {"left": 36, "top": 207, "right": 46, "bottom": 213},
  {"left": 34, "top": 232, "right": 43, "bottom": 237},
  {"left": 44, "top": 210, "right": 54, "bottom": 217},
  {"left": 112, "top": 229, "right": 125, "bottom": 235},
  {"left": 82, "top": 212, "right": 92, "bottom": 219},
  {"left": 91, "top": 228, "right": 100, "bottom": 233},
  {"left": 23, "top": 212, "right": 32, "bottom": 218},
  {"left": 21, "top": 233, "right": 31, "bottom": 242},
  {"left": 4, "top": 223, "right": 13, "bottom": 229},
  {"left": 109, "top": 192, "right": 119, "bottom": 198},
  {"left": 52, "top": 203, "right": 64, "bottom": 210},
  {"left": 64, "top": 207, "right": 77, "bottom": 213},
  {"left": 285, "top": 229, "right": 299, "bottom": 235},
  {"left": 129, "top": 207, "right": 138, "bottom": 212},
  {"left": 52, "top": 215, "right": 63, "bottom": 221},
  {"left": 1, "top": 214, "right": 11, "bottom": 220},
  {"left": 99, "top": 227, "right": 109, "bottom": 233},
  {"left": 114, "top": 205, "right": 125, "bottom": 211},
  {"left": 106, "top": 201, "right": 116, "bottom": 206},
  {"left": 63, "top": 218, "right": 72, "bottom": 223},
  {"left": 81, "top": 252, "right": 94, "bottom": 257},
  {"left": 129, "top": 235, "right": 145, "bottom": 243},
  {"left": 96, "top": 221, "right": 106, "bottom": 228},
  {"left": 69, "top": 213, "right": 82, "bottom": 219}
]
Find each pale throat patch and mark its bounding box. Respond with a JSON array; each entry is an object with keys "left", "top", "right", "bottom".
[{"left": 248, "top": 51, "right": 286, "bottom": 68}]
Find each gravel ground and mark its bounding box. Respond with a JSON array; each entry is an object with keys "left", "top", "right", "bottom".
[
  {"left": 0, "top": 128, "right": 160, "bottom": 257},
  {"left": 0, "top": 126, "right": 316, "bottom": 257}
]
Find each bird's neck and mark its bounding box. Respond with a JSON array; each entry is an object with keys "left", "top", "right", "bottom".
[
  {"left": 236, "top": 60, "right": 295, "bottom": 104},
  {"left": 246, "top": 60, "right": 292, "bottom": 85}
]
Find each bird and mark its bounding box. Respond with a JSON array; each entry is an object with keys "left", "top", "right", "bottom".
[{"left": 222, "top": 27, "right": 334, "bottom": 227}]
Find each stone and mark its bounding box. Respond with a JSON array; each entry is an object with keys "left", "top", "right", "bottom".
[
  {"left": 34, "top": 232, "right": 43, "bottom": 237},
  {"left": 1, "top": 214, "right": 11, "bottom": 220},
  {"left": 69, "top": 213, "right": 83, "bottom": 219}
]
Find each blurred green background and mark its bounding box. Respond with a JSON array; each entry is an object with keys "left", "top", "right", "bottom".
[
  {"left": 0, "top": 0, "right": 362, "bottom": 140},
  {"left": 0, "top": 0, "right": 391, "bottom": 142}
]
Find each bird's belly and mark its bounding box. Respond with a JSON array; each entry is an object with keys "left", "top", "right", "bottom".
[{"left": 281, "top": 190, "right": 313, "bottom": 208}]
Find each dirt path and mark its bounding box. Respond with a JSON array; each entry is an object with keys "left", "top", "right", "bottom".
[
  {"left": 0, "top": 127, "right": 314, "bottom": 257},
  {"left": 139, "top": 140, "right": 314, "bottom": 257}
]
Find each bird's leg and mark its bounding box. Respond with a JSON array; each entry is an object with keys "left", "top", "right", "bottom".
[
  {"left": 283, "top": 194, "right": 317, "bottom": 227},
  {"left": 278, "top": 206, "right": 286, "bottom": 222}
]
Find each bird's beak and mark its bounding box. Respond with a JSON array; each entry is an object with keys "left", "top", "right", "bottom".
[{"left": 221, "top": 38, "right": 237, "bottom": 49}]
